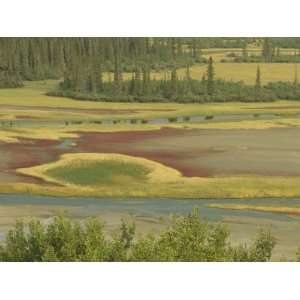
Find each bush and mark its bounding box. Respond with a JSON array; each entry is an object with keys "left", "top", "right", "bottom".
[{"left": 0, "top": 209, "right": 276, "bottom": 262}]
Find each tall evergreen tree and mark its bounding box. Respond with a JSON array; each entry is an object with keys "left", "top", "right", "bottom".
[
  {"left": 294, "top": 64, "right": 298, "bottom": 85},
  {"left": 113, "top": 38, "right": 122, "bottom": 95},
  {"left": 242, "top": 44, "right": 248, "bottom": 58},
  {"left": 206, "top": 56, "right": 214, "bottom": 96},
  {"left": 170, "top": 67, "right": 178, "bottom": 97},
  {"left": 142, "top": 63, "right": 151, "bottom": 96},
  {"left": 191, "top": 38, "right": 198, "bottom": 59},
  {"left": 184, "top": 64, "right": 192, "bottom": 94},
  {"left": 293, "top": 64, "right": 298, "bottom": 97},
  {"left": 255, "top": 65, "right": 261, "bottom": 100},
  {"left": 276, "top": 47, "right": 281, "bottom": 57},
  {"left": 262, "top": 38, "right": 274, "bottom": 62},
  {"left": 132, "top": 67, "right": 142, "bottom": 96}
]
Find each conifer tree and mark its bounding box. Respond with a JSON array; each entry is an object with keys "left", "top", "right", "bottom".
[
  {"left": 293, "top": 64, "right": 298, "bottom": 97},
  {"left": 206, "top": 56, "right": 214, "bottom": 96},
  {"left": 170, "top": 67, "right": 178, "bottom": 97},
  {"left": 184, "top": 64, "right": 192, "bottom": 94},
  {"left": 142, "top": 64, "right": 151, "bottom": 96},
  {"left": 113, "top": 38, "right": 122, "bottom": 95},
  {"left": 132, "top": 67, "right": 142, "bottom": 96},
  {"left": 242, "top": 44, "right": 248, "bottom": 58},
  {"left": 294, "top": 64, "right": 298, "bottom": 85},
  {"left": 191, "top": 38, "right": 198, "bottom": 59},
  {"left": 276, "top": 47, "right": 281, "bottom": 57},
  {"left": 177, "top": 38, "right": 183, "bottom": 56},
  {"left": 255, "top": 65, "right": 261, "bottom": 100},
  {"left": 262, "top": 38, "right": 274, "bottom": 62}
]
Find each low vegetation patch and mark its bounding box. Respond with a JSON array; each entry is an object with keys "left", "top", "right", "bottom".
[
  {"left": 0, "top": 209, "right": 276, "bottom": 262},
  {"left": 46, "top": 160, "right": 150, "bottom": 186},
  {"left": 16, "top": 153, "right": 181, "bottom": 193},
  {"left": 14, "top": 152, "right": 300, "bottom": 199}
]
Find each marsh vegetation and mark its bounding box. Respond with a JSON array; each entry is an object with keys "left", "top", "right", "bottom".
[{"left": 1, "top": 37, "right": 300, "bottom": 261}]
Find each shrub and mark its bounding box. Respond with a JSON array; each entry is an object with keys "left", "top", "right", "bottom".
[{"left": 0, "top": 209, "right": 276, "bottom": 262}]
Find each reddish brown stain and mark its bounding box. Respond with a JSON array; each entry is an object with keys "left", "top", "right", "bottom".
[
  {"left": 74, "top": 128, "right": 214, "bottom": 177},
  {"left": 0, "top": 138, "right": 64, "bottom": 184}
]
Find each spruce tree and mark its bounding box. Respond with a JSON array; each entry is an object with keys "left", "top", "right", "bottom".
[
  {"left": 170, "top": 67, "right": 178, "bottom": 98},
  {"left": 113, "top": 38, "right": 122, "bottom": 95},
  {"left": 133, "top": 67, "right": 142, "bottom": 96},
  {"left": 276, "top": 47, "right": 281, "bottom": 57},
  {"left": 293, "top": 64, "right": 298, "bottom": 97},
  {"left": 262, "top": 38, "right": 274, "bottom": 62},
  {"left": 206, "top": 56, "right": 214, "bottom": 96},
  {"left": 242, "top": 44, "right": 248, "bottom": 58},
  {"left": 185, "top": 64, "right": 192, "bottom": 94},
  {"left": 129, "top": 73, "right": 135, "bottom": 95},
  {"left": 191, "top": 38, "right": 198, "bottom": 59},
  {"left": 294, "top": 64, "right": 298, "bottom": 85},
  {"left": 177, "top": 38, "right": 183, "bottom": 56},
  {"left": 142, "top": 64, "right": 151, "bottom": 96},
  {"left": 255, "top": 65, "right": 261, "bottom": 100}
]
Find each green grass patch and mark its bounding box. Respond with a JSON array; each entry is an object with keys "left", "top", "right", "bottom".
[{"left": 45, "top": 160, "right": 150, "bottom": 186}]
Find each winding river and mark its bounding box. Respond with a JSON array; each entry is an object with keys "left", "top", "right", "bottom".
[
  {"left": 0, "top": 112, "right": 284, "bottom": 128},
  {"left": 0, "top": 194, "right": 299, "bottom": 222},
  {"left": 0, "top": 195, "right": 300, "bottom": 259}
]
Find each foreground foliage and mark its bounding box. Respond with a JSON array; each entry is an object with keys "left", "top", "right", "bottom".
[{"left": 0, "top": 209, "right": 276, "bottom": 262}]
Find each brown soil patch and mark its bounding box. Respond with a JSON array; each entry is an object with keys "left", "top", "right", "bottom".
[
  {"left": 0, "top": 138, "right": 68, "bottom": 184},
  {"left": 74, "top": 128, "right": 214, "bottom": 177},
  {"left": 74, "top": 127, "right": 300, "bottom": 178},
  {"left": 3, "top": 126, "right": 300, "bottom": 184}
]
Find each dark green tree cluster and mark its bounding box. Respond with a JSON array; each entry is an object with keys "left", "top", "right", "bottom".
[
  {"left": 0, "top": 209, "right": 276, "bottom": 262},
  {"left": 232, "top": 38, "right": 300, "bottom": 63},
  {"left": 234, "top": 54, "right": 300, "bottom": 64},
  {"left": 0, "top": 65, "right": 23, "bottom": 88},
  {"left": 0, "top": 37, "right": 205, "bottom": 88},
  {"left": 261, "top": 38, "right": 275, "bottom": 62},
  {"left": 52, "top": 57, "right": 276, "bottom": 103},
  {"left": 187, "top": 38, "right": 249, "bottom": 49},
  {"left": 0, "top": 39, "right": 23, "bottom": 87},
  {"left": 0, "top": 37, "right": 66, "bottom": 82},
  {"left": 271, "top": 37, "right": 300, "bottom": 49}
]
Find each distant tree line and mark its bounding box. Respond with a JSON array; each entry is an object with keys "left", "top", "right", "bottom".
[
  {"left": 271, "top": 37, "right": 300, "bottom": 49},
  {"left": 2, "top": 37, "right": 300, "bottom": 102},
  {"left": 0, "top": 209, "right": 277, "bottom": 262},
  {"left": 230, "top": 38, "right": 300, "bottom": 63},
  {"left": 0, "top": 37, "right": 207, "bottom": 88},
  {"left": 0, "top": 64, "right": 22, "bottom": 88},
  {"left": 49, "top": 57, "right": 300, "bottom": 103},
  {"left": 0, "top": 37, "right": 269, "bottom": 89}
]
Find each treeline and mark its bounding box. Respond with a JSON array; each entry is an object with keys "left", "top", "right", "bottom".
[
  {"left": 49, "top": 57, "right": 300, "bottom": 103},
  {"left": 0, "top": 65, "right": 22, "bottom": 88},
  {"left": 185, "top": 37, "right": 250, "bottom": 49},
  {"left": 271, "top": 37, "right": 300, "bottom": 49},
  {"left": 0, "top": 37, "right": 206, "bottom": 88},
  {"left": 231, "top": 38, "right": 300, "bottom": 63},
  {"left": 0, "top": 37, "right": 277, "bottom": 89},
  {"left": 0, "top": 209, "right": 277, "bottom": 262}
]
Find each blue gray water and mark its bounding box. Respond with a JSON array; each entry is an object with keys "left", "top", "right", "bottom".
[
  {"left": 0, "top": 112, "right": 284, "bottom": 128},
  {"left": 1, "top": 194, "right": 300, "bottom": 223}
]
